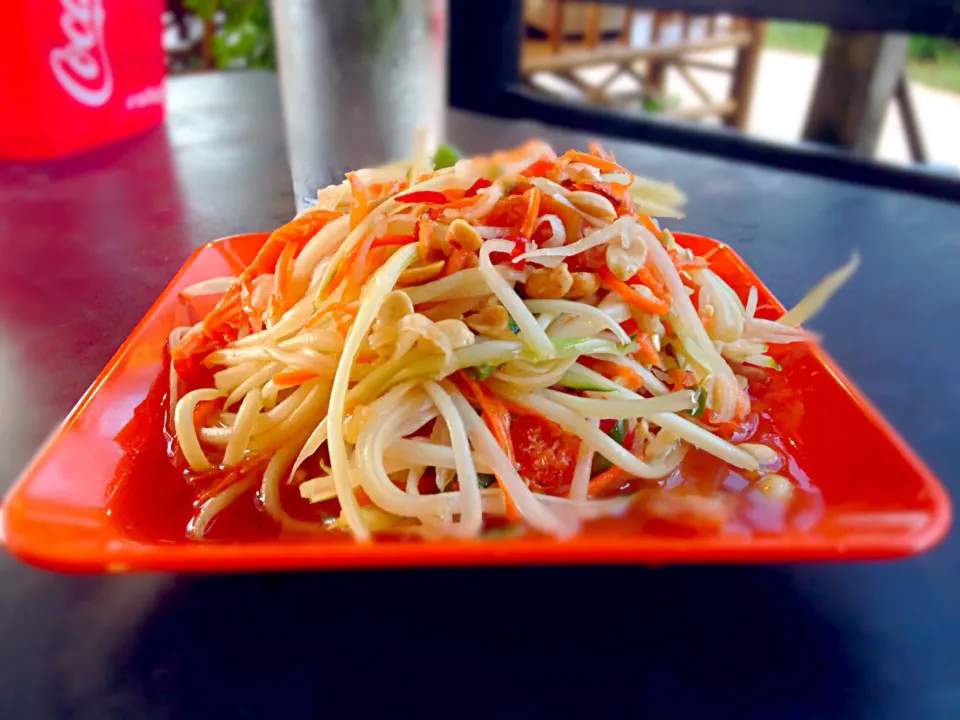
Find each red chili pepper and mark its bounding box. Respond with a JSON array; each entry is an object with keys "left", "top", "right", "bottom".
[
  {"left": 489, "top": 235, "right": 527, "bottom": 268},
  {"left": 395, "top": 190, "right": 448, "bottom": 204},
  {"left": 520, "top": 157, "right": 556, "bottom": 178},
  {"left": 464, "top": 178, "right": 493, "bottom": 198},
  {"left": 599, "top": 418, "right": 616, "bottom": 434}
]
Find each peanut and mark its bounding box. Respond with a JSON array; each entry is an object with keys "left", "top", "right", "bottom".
[
  {"left": 446, "top": 219, "right": 483, "bottom": 252},
  {"left": 465, "top": 305, "right": 511, "bottom": 338},
  {"left": 566, "top": 190, "right": 617, "bottom": 223},
  {"left": 523, "top": 263, "right": 574, "bottom": 299},
  {"left": 565, "top": 271, "right": 600, "bottom": 299}
]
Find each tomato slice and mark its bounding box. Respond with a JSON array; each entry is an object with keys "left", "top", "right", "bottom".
[
  {"left": 510, "top": 414, "right": 581, "bottom": 495},
  {"left": 483, "top": 195, "right": 529, "bottom": 229}
]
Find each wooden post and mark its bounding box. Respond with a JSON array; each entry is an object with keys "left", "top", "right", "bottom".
[
  {"left": 200, "top": 17, "right": 216, "bottom": 68},
  {"left": 584, "top": 3, "right": 601, "bottom": 48},
  {"left": 645, "top": 11, "right": 667, "bottom": 96},
  {"left": 894, "top": 73, "right": 928, "bottom": 163},
  {"left": 548, "top": 0, "right": 564, "bottom": 54},
  {"left": 725, "top": 19, "right": 764, "bottom": 130},
  {"left": 802, "top": 30, "right": 909, "bottom": 156},
  {"left": 620, "top": 7, "right": 635, "bottom": 45}
]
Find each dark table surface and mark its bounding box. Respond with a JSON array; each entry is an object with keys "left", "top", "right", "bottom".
[{"left": 0, "top": 71, "right": 957, "bottom": 720}]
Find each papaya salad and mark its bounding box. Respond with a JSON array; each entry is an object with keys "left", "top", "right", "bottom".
[{"left": 168, "top": 139, "right": 857, "bottom": 540}]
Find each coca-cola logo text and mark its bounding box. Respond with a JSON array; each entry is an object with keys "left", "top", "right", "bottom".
[{"left": 49, "top": 0, "right": 114, "bottom": 107}]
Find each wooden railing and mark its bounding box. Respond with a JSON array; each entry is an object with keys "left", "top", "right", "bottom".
[{"left": 522, "top": 2, "right": 764, "bottom": 129}]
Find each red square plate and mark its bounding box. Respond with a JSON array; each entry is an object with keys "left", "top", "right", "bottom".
[{"left": 1, "top": 232, "right": 950, "bottom": 572}]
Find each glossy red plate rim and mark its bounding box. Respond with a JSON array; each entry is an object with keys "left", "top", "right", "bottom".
[{"left": 1, "top": 233, "right": 951, "bottom": 572}]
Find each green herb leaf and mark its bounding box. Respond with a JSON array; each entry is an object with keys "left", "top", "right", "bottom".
[
  {"left": 591, "top": 455, "right": 612, "bottom": 475},
  {"left": 468, "top": 363, "right": 496, "bottom": 382},
  {"left": 591, "top": 420, "right": 627, "bottom": 474},
  {"left": 476, "top": 473, "right": 496, "bottom": 489},
  {"left": 445, "top": 473, "right": 496, "bottom": 491},
  {"left": 432, "top": 143, "right": 461, "bottom": 170},
  {"left": 687, "top": 386, "right": 707, "bottom": 418},
  {"left": 506, "top": 314, "right": 520, "bottom": 334},
  {"left": 607, "top": 419, "right": 627, "bottom": 445}
]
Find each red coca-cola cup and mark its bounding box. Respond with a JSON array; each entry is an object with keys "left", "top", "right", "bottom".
[{"left": 0, "top": 0, "right": 165, "bottom": 160}]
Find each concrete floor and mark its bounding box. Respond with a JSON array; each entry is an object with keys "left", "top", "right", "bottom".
[{"left": 526, "top": 41, "right": 960, "bottom": 172}]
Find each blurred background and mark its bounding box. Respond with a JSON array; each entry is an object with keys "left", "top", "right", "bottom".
[
  {"left": 1, "top": 4, "right": 958, "bottom": 720},
  {"left": 161, "top": 0, "right": 959, "bottom": 171}
]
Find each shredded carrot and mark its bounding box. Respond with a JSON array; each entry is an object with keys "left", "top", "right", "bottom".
[
  {"left": 347, "top": 172, "right": 368, "bottom": 230},
  {"left": 519, "top": 157, "right": 556, "bottom": 178},
  {"left": 323, "top": 253, "right": 354, "bottom": 301},
  {"left": 193, "top": 397, "right": 225, "bottom": 428},
  {"left": 435, "top": 192, "right": 486, "bottom": 212},
  {"left": 354, "top": 487, "right": 373, "bottom": 507},
  {"left": 518, "top": 186, "right": 542, "bottom": 239},
  {"left": 587, "top": 141, "right": 615, "bottom": 161},
  {"left": 587, "top": 465, "right": 630, "bottom": 497},
  {"left": 442, "top": 245, "right": 471, "bottom": 277},
  {"left": 269, "top": 240, "right": 299, "bottom": 320},
  {"left": 668, "top": 368, "right": 696, "bottom": 391},
  {"left": 581, "top": 357, "right": 646, "bottom": 390},
  {"left": 307, "top": 299, "right": 357, "bottom": 331},
  {"left": 239, "top": 276, "right": 262, "bottom": 329},
  {"left": 171, "top": 208, "right": 342, "bottom": 381},
  {"left": 491, "top": 139, "right": 555, "bottom": 167},
  {"left": 272, "top": 368, "right": 319, "bottom": 387},
  {"left": 368, "top": 179, "right": 406, "bottom": 198},
  {"left": 599, "top": 266, "right": 670, "bottom": 315},
  {"left": 633, "top": 258, "right": 669, "bottom": 301},
  {"left": 275, "top": 241, "right": 298, "bottom": 301},
  {"left": 558, "top": 150, "right": 625, "bottom": 175},
  {"left": 196, "top": 453, "right": 268, "bottom": 504},
  {"left": 371, "top": 233, "right": 416, "bottom": 248},
  {"left": 324, "top": 234, "right": 407, "bottom": 304},
  {"left": 417, "top": 216, "right": 434, "bottom": 260},
  {"left": 538, "top": 194, "right": 583, "bottom": 244},
  {"left": 670, "top": 250, "right": 708, "bottom": 272},
  {"left": 455, "top": 371, "right": 519, "bottom": 520},
  {"left": 638, "top": 213, "right": 660, "bottom": 235},
  {"left": 456, "top": 372, "right": 515, "bottom": 464},
  {"left": 197, "top": 468, "right": 242, "bottom": 503},
  {"left": 331, "top": 306, "right": 358, "bottom": 335},
  {"left": 270, "top": 208, "right": 342, "bottom": 251},
  {"left": 343, "top": 233, "right": 379, "bottom": 303},
  {"left": 700, "top": 246, "right": 722, "bottom": 263},
  {"left": 633, "top": 333, "right": 660, "bottom": 367}
]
